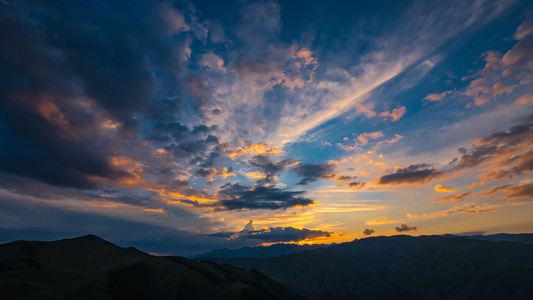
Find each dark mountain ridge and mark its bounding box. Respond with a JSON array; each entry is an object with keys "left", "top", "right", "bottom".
[
  {"left": 195, "top": 233, "right": 533, "bottom": 260},
  {"left": 193, "top": 242, "right": 330, "bottom": 259},
  {"left": 2, "top": 234, "right": 533, "bottom": 299},
  {"left": 202, "top": 234, "right": 533, "bottom": 300},
  {"left": 0, "top": 235, "right": 302, "bottom": 300}
]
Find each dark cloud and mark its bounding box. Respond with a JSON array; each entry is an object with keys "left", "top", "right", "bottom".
[
  {"left": 205, "top": 226, "right": 331, "bottom": 243},
  {"left": 291, "top": 163, "right": 337, "bottom": 185},
  {"left": 178, "top": 182, "right": 316, "bottom": 211},
  {"left": 348, "top": 181, "right": 366, "bottom": 189},
  {"left": 335, "top": 176, "right": 354, "bottom": 182},
  {"left": 452, "top": 145, "right": 507, "bottom": 170},
  {"left": 395, "top": 224, "right": 417, "bottom": 232},
  {"left": 486, "top": 183, "right": 533, "bottom": 199},
  {"left": 149, "top": 122, "right": 192, "bottom": 143},
  {"left": 0, "top": 0, "right": 205, "bottom": 189},
  {"left": 362, "top": 228, "right": 375, "bottom": 236},
  {"left": 216, "top": 183, "right": 316, "bottom": 210},
  {"left": 480, "top": 122, "right": 533, "bottom": 146},
  {"left": 249, "top": 155, "right": 296, "bottom": 185},
  {"left": 195, "top": 167, "right": 234, "bottom": 180},
  {"left": 448, "top": 118, "right": 533, "bottom": 182},
  {"left": 378, "top": 164, "right": 442, "bottom": 185},
  {"left": 166, "top": 135, "right": 219, "bottom": 160},
  {"left": 377, "top": 118, "right": 533, "bottom": 188},
  {"left": 244, "top": 227, "right": 330, "bottom": 242}
]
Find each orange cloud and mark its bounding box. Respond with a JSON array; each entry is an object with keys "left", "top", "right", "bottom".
[
  {"left": 144, "top": 208, "right": 165, "bottom": 213},
  {"left": 357, "top": 131, "right": 384, "bottom": 145},
  {"left": 435, "top": 184, "right": 453, "bottom": 192},
  {"left": 196, "top": 167, "right": 236, "bottom": 180},
  {"left": 516, "top": 93, "right": 533, "bottom": 104},
  {"left": 424, "top": 90, "right": 452, "bottom": 102},
  {"left": 385, "top": 134, "right": 403, "bottom": 144},
  {"left": 357, "top": 104, "right": 407, "bottom": 122},
  {"left": 366, "top": 216, "right": 402, "bottom": 225},
  {"left": 356, "top": 104, "right": 377, "bottom": 118},
  {"left": 227, "top": 147, "right": 246, "bottom": 159},
  {"left": 246, "top": 172, "right": 265, "bottom": 179},
  {"left": 379, "top": 106, "right": 406, "bottom": 121},
  {"left": 432, "top": 192, "right": 471, "bottom": 203},
  {"left": 227, "top": 143, "right": 284, "bottom": 159}
]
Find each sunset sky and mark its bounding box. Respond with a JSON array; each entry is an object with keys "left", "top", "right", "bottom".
[{"left": 1, "top": 0, "right": 533, "bottom": 255}]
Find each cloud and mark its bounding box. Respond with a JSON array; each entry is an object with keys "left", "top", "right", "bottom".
[
  {"left": 199, "top": 52, "right": 226, "bottom": 73},
  {"left": 243, "top": 226, "right": 331, "bottom": 242},
  {"left": 243, "top": 220, "right": 256, "bottom": 232},
  {"left": 485, "top": 183, "right": 533, "bottom": 199},
  {"left": 379, "top": 106, "right": 407, "bottom": 121},
  {"left": 0, "top": 1, "right": 213, "bottom": 189},
  {"left": 205, "top": 220, "right": 331, "bottom": 243},
  {"left": 378, "top": 164, "right": 443, "bottom": 185},
  {"left": 227, "top": 143, "right": 284, "bottom": 159},
  {"left": 335, "top": 176, "right": 354, "bottom": 182},
  {"left": 263, "top": 1, "right": 513, "bottom": 145},
  {"left": 516, "top": 94, "right": 533, "bottom": 104},
  {"left": 435, "top": 185, "right": 453, "bottom": 192},
  {"left": 406, "top": 201, "right": 524, "bottom": 220},
  {"left": 356, "top": 104, "right": 378, "bottom": 118},
  {"left": 362, "top": 228, "right": 375, "bottom": 236},
  {"left": 366, "top": 217, "right": 402, "bottom": 225},
  {"left": 448, "top": 117, "right": 533, "bottom": 182},
  {"left": 195, "top": 167, "right": 235, "bottom": 180},
  {"left": 464, "top": 19, "right": 533, "bottom": 106},
  {"left": 395, "top": 224, "right": 417, "bottom": 232},
  {"left": 383, "top": 134, "right": 404, "bottom": 144},
  {"left": 357, "top": 105, "right": 407, "bottom": 122},
  {"left": 357, "top": 131, "right": 384, "bottom": 145},
  {"left": 202, "top": 183, "right": 317, "bottom": 211},
  {"left": 424, "top": 90, "right": 452, "bottom": 102},
  {"left": 249, "top": 155, "right": 298, "bottom": 185},
  {"left": 348, "top": 181, "right": 366, "bottom": 189},
  {"left": 291, "top": 162, "right": 337, "bottom": 185},
  {"left": 514, "top": 19, "right": 533, "bottom": 40},
  {"left": 432, "top": 192, "right": 471, "bottom": 203}
]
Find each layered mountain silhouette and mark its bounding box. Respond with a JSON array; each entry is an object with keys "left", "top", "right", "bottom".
[
  {"left": 1, "top": 234, "right": 533, "bottom": 300},
  {"left": 193, "top": 242, "right": 329, "bottom": 259},
  {"left": 203, "top": 234, "right": 533, "bottom": 300},
  {"left": 0, "top": 235, "right": 302, "bottom": 300},
  {"left": 194, "top": 233, "right": 533, "bottom": 260}
]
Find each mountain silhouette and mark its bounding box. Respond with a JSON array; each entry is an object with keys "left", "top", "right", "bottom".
[
  {"left": 2, "top": 234, "right": 533, "bottom": 299},
  {"left": 193, "top": 242, "right": 329, "bottom": 259},
  {"left": 0, "top": 235, "right": 302, "bottom": 300},
  {"left": 203, "top": 235, "right": 533, "bottom": 300}
]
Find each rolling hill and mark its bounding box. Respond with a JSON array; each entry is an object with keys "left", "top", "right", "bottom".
[
  {"left": 2, "top": 234, "right": 533, "bottom": 299},
  {"left": 0, "top": 235, "right": 302, "bottom": 300},
  {"left": 203, "top": 235, "right": 533, "bottom": 300}
]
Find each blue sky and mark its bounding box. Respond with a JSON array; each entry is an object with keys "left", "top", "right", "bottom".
[{"left": 1, "top": 0, "right": 532, "bottom": 255}]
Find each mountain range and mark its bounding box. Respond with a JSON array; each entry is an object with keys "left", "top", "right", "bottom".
[
  {"left": 201, "top": 234, "right": 533, "bottom": 300},
  {"left": 193, "top": 233, "right": 533, "bottom": 259},
  {"left": 0, "top": 235, "right": 301, "bottom": 300},
  {"left": 1, "top": 234, "right": 533, "bottom": 299}
]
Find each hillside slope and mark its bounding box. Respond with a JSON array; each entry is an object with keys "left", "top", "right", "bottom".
[
  {"left": 0, "top": 235, "right": 302, "bottom": 300},
  {"left": 205, "top": 235, "right": 533, "bottom": 300}
]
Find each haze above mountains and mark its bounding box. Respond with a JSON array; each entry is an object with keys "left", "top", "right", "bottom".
[{"left": 2, "top": 233, "right": 533, "bottom": 300}]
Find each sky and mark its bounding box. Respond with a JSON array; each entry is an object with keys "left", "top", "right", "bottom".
[{"left": 1, "top": 0, "right": 533, "bottom": 256}]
